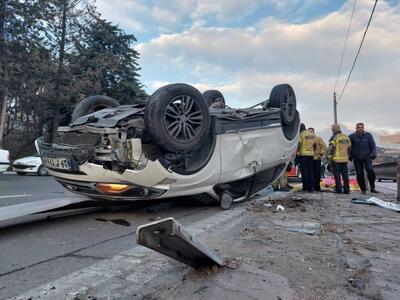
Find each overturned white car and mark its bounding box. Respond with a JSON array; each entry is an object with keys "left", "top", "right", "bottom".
[{"left": 36, "top": 83, "right": 300, "bottom": 209}]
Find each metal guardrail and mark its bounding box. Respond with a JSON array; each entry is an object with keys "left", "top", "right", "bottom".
[{"left": 137, "top": 217, "right": 224, "bottom": 268}]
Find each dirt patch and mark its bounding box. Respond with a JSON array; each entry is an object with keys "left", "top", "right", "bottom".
[
  {"left": 321, "top": 223, "right": 349, "bottom": 234},
  {"left": 247, "top": 193, "right": 310, "bottom": 214}
]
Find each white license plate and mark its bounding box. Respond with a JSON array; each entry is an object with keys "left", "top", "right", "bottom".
[{"left": 42, "top": 157, "right": 71, "bottom": 170}]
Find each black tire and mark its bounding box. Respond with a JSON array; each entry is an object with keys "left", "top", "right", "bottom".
[
  {"left": 203, "top": 90, "right": 226, "bottom": 108},
  {"left": 282, "top": 110, "right": 300, "bottom": 141},
  {"left": 16, "top": 172, "right": 26, "bottom": 176},
  {"left": 37, "top": 165, "right": 48, "bottom": 176},
  {"left": 145, "top": 83, "right": 211, "bottom": 152},
  {"left": 71, "top": 95, "right": 120, "bottom": 123},
  {"left": 268, "top": 84, "right": 296, "bottom": 126}
]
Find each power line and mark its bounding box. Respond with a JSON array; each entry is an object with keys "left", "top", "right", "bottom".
[
  {"left": 333, "top": 0, "right": 357, "bottom": 93},
  {"left": 337, "top": 0, "right": 378, "bottom": 102}
]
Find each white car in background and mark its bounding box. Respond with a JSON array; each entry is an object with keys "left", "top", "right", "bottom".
[
  {"left": 12, "top": 154, "right": 48, "bottom": 176},
  {"left": 0, "top": 149, "right": 10, "bottom": 173}
]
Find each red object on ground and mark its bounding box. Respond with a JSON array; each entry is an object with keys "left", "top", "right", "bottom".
[
  {"left": 321, "top": 176, "right": 360, "bottom": 191},
  {"left": 287, "top": 166, "right": 299, "bottom": 177}
]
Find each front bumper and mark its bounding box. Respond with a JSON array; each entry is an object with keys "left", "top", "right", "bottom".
[
  {"left": 56, "top": 178, "right": 166, "bottom": 200},
  {"left": 36, "top": 138, "right": 172, "bottom": 200},
  {"left": 13, "top": 164, "right": 38, "bottom": 172}
]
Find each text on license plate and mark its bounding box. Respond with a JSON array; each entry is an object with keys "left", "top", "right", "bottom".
[{"left": 42, "top": 157, "right": 71, "bottom": 170}]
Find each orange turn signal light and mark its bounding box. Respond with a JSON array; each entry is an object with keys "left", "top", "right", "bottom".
[{"left": 96, "top": 183, "right": 131, "bottom": 194}]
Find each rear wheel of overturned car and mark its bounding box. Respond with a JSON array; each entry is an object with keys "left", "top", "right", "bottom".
[
  {"left": 268, "top": 84, "right": 296, "bottom": 126},
  {"left": 203, "top": 90, "right": 226, "bottom": 108},
  {"left": 71, "top": 95, "right": 120, "bottom": 123},
  {"left": 145, "top": 83, "right": 211, "bottom": 153}
]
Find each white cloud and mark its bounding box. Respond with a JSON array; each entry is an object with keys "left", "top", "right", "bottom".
[
  {"left": 97, "top": 0, "right": 339, "bottom": 36},
  {"left": 137, "top": 0, "right": 400, "bottom": 131},
  {"left": 96, "top": 0, "right": 150, "bottom": 32},
  {"left": 151, "top": 7, "right": 180, "bottom": 26}
]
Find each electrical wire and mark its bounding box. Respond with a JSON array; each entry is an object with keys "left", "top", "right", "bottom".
[
  {"left": 337, "top": 0, "right": 378, "bottom": 102},
  {"left": 333, "top": 0, "right": 357, "bottom": 93}
]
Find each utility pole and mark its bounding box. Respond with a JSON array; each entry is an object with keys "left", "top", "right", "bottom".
[{"left": 333, "top": 92, "right": 338, "bottom": 125}]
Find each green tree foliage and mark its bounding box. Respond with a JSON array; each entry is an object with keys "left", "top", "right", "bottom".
[
  {"left": 71, "top": 9, "right": 148, "bottom": 104},
  {"left": 0, "top": 0, "right": 147, "bottom": 155},
  {"left": 0, "top": 0, "right": 51, "bottom": 149}
]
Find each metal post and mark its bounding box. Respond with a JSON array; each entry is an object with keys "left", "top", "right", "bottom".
[
  {"left": 333, "top": 92, "right": 338, "bottom": 125},
  {"left": 397, "top": 157, "right": 400, "bottom": 202}
]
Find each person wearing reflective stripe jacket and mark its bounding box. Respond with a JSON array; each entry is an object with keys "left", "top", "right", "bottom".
[
  {"left": 349, "top": 122, "right": 378, "bottom": 194},
  {"left": 308, "top": 127, "right": 327, "bottom": 191},
  {"left": 327, "top": 124, "right": 351, "bottom": 194},
  {"left": 297, "top": 123, "right": 316, "bottom": 192}
]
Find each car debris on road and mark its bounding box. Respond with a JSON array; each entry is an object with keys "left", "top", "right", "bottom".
[{"left": 351, "top": 196, "right": 400, "bottom": 212}]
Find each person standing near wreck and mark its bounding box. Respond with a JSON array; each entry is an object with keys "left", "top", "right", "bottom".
[
  {"left": 308, "top": 127, "right": 327, "bottom": 192},
  {"left": 349, "top": 123, "right": 378, "bottom": 194},
  {"left": 297, "top": 123, "right": 315, "bottom": 192},
  {"left": 328, "top": 124, "right": 351, "bottom": 194}
]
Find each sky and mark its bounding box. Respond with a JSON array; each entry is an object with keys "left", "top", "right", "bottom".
[{"left": 96, "top": 0, "right": 400, "bottom": 134}]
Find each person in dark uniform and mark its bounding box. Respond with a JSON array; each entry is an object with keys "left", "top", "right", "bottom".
[
  {"left": 308, "top": 127, "right": 327, "bottom": 191},
  {"left": 349, "top": 123, "right": 378, "bottom": 194}
]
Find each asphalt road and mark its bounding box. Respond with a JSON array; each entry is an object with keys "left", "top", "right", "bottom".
[
  {"left": 376, "top": 180, "right": 397, "bottom": 192},
  {"left": 0, "top": 172, "right": 73, "bottom": 207},
  {"left": 0, "top": 172, "right": 223, "bottom": 298}
]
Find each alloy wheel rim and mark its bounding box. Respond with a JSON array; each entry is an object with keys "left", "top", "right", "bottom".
[{"left": 164, "top": 95, "right": 204, "bottom": 143}]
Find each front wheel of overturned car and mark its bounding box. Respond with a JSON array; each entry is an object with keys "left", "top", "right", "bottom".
[
  {"left": 268, "top": 84, "right": 296, "bottom": 126},
  {"left": 71, "top": 95, "right": 120, "bottom": 123},
  {"left": 145, "top": 83, "right": 211, "bottom": 153}
]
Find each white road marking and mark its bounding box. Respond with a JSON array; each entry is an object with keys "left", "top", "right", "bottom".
[{"left": 0, "top": 194, "right": 32, "bottom": 199}]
